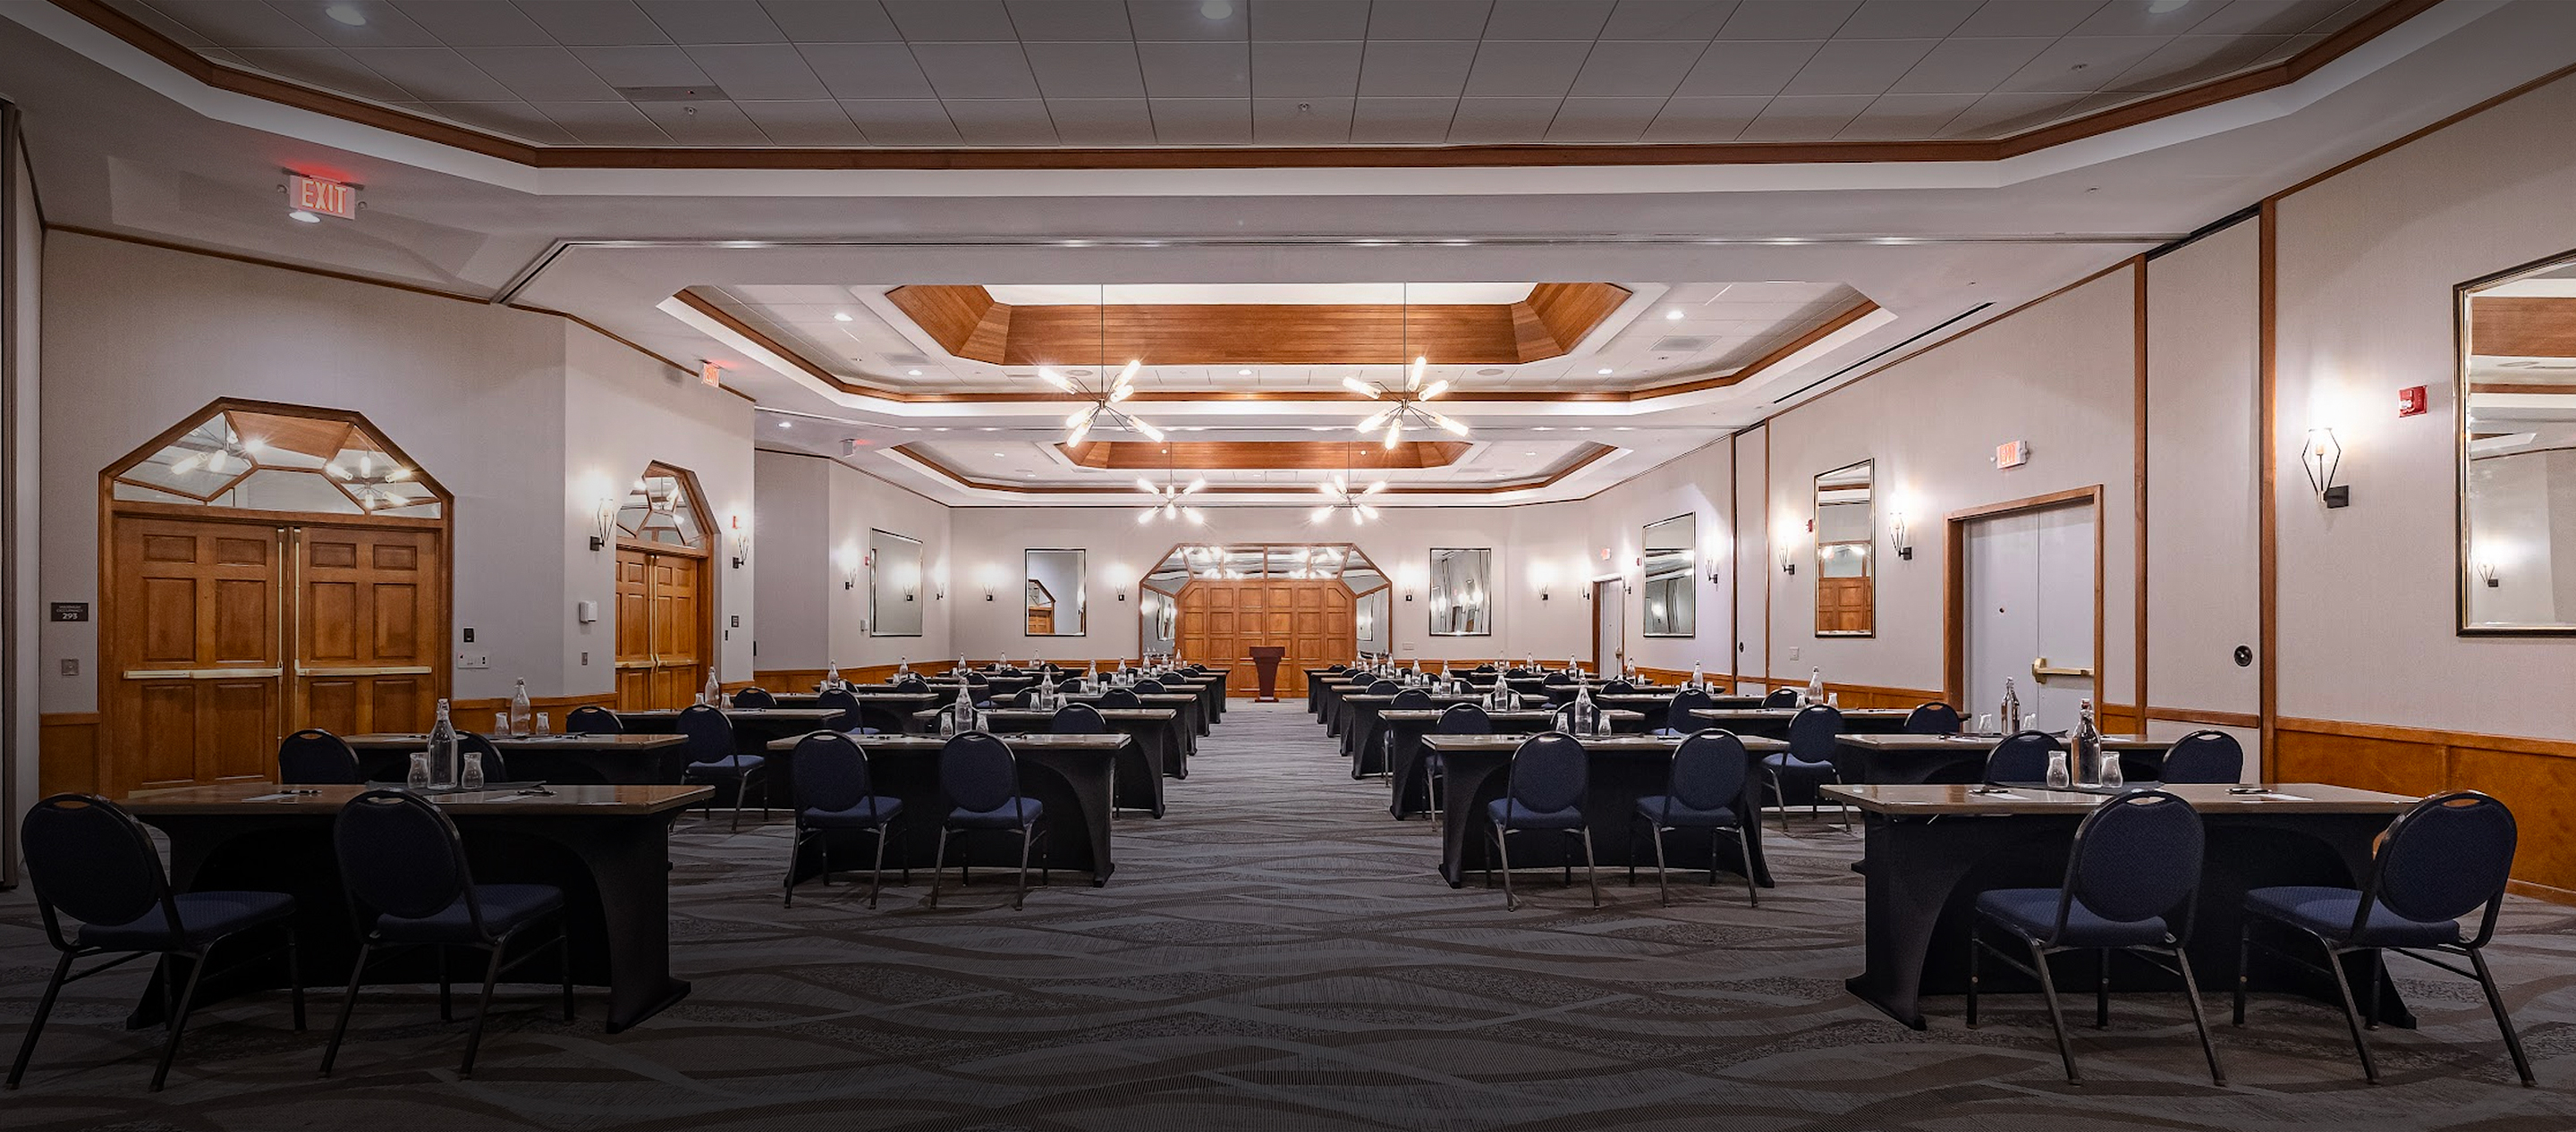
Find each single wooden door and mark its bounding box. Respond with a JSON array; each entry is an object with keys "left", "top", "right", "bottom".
[
  {"left": 293, "top": 523, "right": 441, "bottom": 737},
  {"left": 108, "top": 517, "right": 285, "bottom": 792}
]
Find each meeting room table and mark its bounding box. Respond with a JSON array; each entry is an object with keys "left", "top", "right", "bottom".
[
  {"left": 1060, "top": 691, "right": 1206, "bottom": 766},
  {"left": 339, "top": 731, "right": 691, "bottom": 785},
  {"left": 117, "top": 781, "right": 710, "bottom": 1033},
  {"left": 1419, "top": 732, "right": 1792, "bottom": 891},
  {"left": 1689, "top": 705, "right": 1913, "bottom": 739},
  {"left": 1596, "top": 691, "right": 1765, "bottom": 731},
  {"left": 1153, "top": 675, "right": 1228, "bottom": 724},
  {"left": 1826, "top": 781, "right": 2420, "bottom": 1031},
  {"left": 1831, "top": 732, "right": 2176, "bottom": 785},
  {"left": 1377, "top": 708, "right": 1643, "bottom": 813},
  {"left": 1335, "top": 691, "right": 1490, "bottom": 764},
  {"left": 766, "top": 731, "right": 1131, "bottom": 884},
  {"left": 914, "top": 706, "right": 1174, "bottom": 816},
  {"left": 622, "top": 706, "right": 847, "bottom": 804}
]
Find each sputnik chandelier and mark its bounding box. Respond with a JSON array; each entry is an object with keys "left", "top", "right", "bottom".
[
  {"left": 1312, "top": 474, "right": 1386, "bottom": 525},
  {"left": 1342, "top": 284, "right": 1465, "bottom": 447},
  {"left": 1039, "top": 284, "right": 1165, "bottom": 444}
]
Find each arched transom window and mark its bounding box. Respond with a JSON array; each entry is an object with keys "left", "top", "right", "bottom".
[
  {"left": 109, "top": 401, "right": 445, "bottom": 518},
  {"left": 616, "top": 463, "right": 707, "bottom": 549}
]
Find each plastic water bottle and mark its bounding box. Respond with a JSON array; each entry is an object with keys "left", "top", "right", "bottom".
[
  {"left": 508, "top": 679, "right": 533, "bottom": 738},
  {"left": 428, "top": 698, "right": 459, "bottom": 790}
]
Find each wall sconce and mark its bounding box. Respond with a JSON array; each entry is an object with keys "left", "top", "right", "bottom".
[
  {"left": 728, "top": 514, "right": 750, "bottom": 569},
  {"left": 1116, "top": 588, "right": 1128, "bottom": 602},
  {"left": 1888, "top": 512, "right": 1912, "bottom": 561},
  {"left": 837, "top": 547, "right": 860, "bottom": 590},
  {"left": 589, "top": 497, "right": 615, "bottom": 552},
  {"left": 2478, "top": 560, "right": 2500, "bottom": 588},
  {"left": 1540, "top": 587, "right": 1550, "bottom": 602},
  {"left": 984, "top": 589, "right": 995, "bottom": 602},
  {"left": 1403, "top": 589, "right": 1415, "bottom": 603},
  {"left": 1779, "top": 548, "right": 1796, "bottom": 576},
  {"left": 2302, "top": 427, "right": 2349, "bottom": 509}
]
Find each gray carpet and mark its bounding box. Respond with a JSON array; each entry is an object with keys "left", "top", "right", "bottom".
[{"left": 5, "top": 701, "right": 2575, "bottom": 1130}]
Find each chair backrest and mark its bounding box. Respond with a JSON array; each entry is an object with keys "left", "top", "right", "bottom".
[
  {"left": 1763, "top": 688, "right": 1801, "bottom": 707},
  {"left": 939, "top": 731, "right": 1022, "bottom": 815},
  {"left": 1602, "top": 680, "right": 1636, "bottom": 696},
  {"left": 1051, "top": 704, "right": 1108, "bottom": 734},
  {"left": 335, "top": 789, "right": 474, "bottom": 925},
  {"left": 1365, "top": 680, "right": 1399, "bottom": 696},
  {"left": 731, "top": 685, "right": 777, "bottom": 708},
  {"left": 1436, "top": 703, "right": 1493, "bottom": 734},
  {"left": 894, "top": 677, "right": 931, "bottom": 693},
  {"left": 1667, "top": 688, "right": 1716, "bottom": 726},
  {"left": 1786, "top": 705, "right": 1842, "bottom": 762},
  {"left": 1543, "top": 671, "right": 1573, "bottom": 686},
  {"left": 566, "top": 705, "right": 623, "bottom": 734},
  {"left": 1135, "top": 679, "right": 1165, "bottom": 694},
  {"left": 1505, "top": 732, "right": 1589, "bottom": 815},
  {"left": 791, "top": 731, "right": 872, "bottom": 815},
  {"left": 2370, "top": 790, "right": 2516, "bottom": 940},
  {"left": 458, "top": 732, "right": 510, "bottom": 782},
  {"left": 1904, "top": 702, "right": 1962, "bottom": 736},
  {"left": 677, "top": 703, "right": 735, "bottom": 762},
  {"left": 2159, "top": 731, "right": 2243, "bottom": 784},
  {"left": 1668, "top": 730, "right": 1751, "bottom": 812},
  {"left": 1098, "top": 687, "right": 1142, "bottom": 709},
  {"left": 816, "top": 687, "right": 860, "bottom": 730},
  {"left": 21, "top": 793, "right": 174, "bottom": 946},
  {"left": 277, "top": 728, "right": 361, "bottom": 785},
  {"left": 1984, "top": 731, "right": 2059, "bottom": 784},
  {"left": 1326, "top": 663, "right": 1345, "bottom": 672},
  {"left": 2062, "top": 789, "right": 2204, "bottom": 928},
  {"left": 1390, "top": 688, "right": 1434, "bottom": 710}
]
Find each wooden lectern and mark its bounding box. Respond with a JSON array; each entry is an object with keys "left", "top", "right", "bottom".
[{"left": 1249, "top": 646, "right": 1287, "bottom": 702}]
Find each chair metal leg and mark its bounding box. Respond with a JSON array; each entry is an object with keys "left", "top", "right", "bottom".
[
  {"left": 1580, "top": 828, "right": 1600, "bottom": 908},
  {"left": 319, "top": 941, "right": 372, "bottom": 1077},
  {"left": 2469, "top": 947, "right": 2537, "bottom": 1087},
  {"left": 2233, "top": 920, "right": 2251, "bottom": 1026},
  {"left": 6, "top": 950, "right": 76, "bottom": 1089},
  {"left": 1013, "top": 824, "right": 1034, "bottom": 911},
  {"left": 149, "top": 947, "right": 213, "bottom": 1092},
  {"left": 285, "top": 928, "right": 307, "bottom": 1031},
  {"left": 2317, "top": 939, "right": 2380, "bottom": 1085},
  {"left": 730, "top": 776, "right": 747, "bottom": 832},
  {"left": 928, "top": 827, "right": 951, "bottom": 908},
  {"left": 1651, "top": 824, "right": 1671, "bottom": 907},
  {"left": 783, "top": 826, "right": 806, "bottom": 908},
  {"left": 2364, "top": 949, "right": 2384, "bottom": 1030},
  {"left": 1767, "top": 771, "right": 1790, "bottom": 835},
  {"left": 2027, "top": 940, "right": 2082, "bottom": 1085},
  {"left": 868, "top": 827, "right": 890, "bottom": 909},
  {"left": 2174, "top": 947, "right": 2227, "bottom": 1086},
  {"left": 1734, "top": 824, "right": 1758, "bottom": 908},
  {"left": 458, "top": 942, "right": 507, "bottom": 1078},
  {"left": 1495, "top": 824, "right": 1518, "bottom": 911}
]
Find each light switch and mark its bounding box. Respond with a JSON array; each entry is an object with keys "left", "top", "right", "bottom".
[{"left": 59, "top": 658, "right": 78, "bottom": 677}]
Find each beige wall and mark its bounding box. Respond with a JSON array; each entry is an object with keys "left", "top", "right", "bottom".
[
  {"left": 2145, "top": 219, "right": 2264, "bottom": 725},
  {"left": 752, "top": 447, "right": 953, "bottom": 672}
]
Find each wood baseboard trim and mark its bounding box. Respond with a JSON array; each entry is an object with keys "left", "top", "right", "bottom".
[
  {"left": 2507, "top": 879, "right": 2576, "bottom": 907},
  {"left": 2147, "top": 706, "right": 2263, "bottom": 730}
]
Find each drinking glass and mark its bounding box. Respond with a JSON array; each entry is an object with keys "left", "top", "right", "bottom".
[
  {"left": 1826, "top": 692, "right": 1840, "bottom": 707},
  {"left": 1975, "top": 714, "right": 1995, "bottom": 735},
  {"left": 492, "top": 711, "right": 510, "bottom": 737},
  {"left": 407, "top": 753, "right": 431, "bottom": 790},
  {"left": 462, "top": 751, "right": 485, "bottom": 791},
  {"left": 535, "top": 712, "right": 551, "bottom": 736}
]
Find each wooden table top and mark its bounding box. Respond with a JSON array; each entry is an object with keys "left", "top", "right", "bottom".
[
  {"left": 1691, "top": 706, "right": 1915, "bottom": 721},
  {"left": 763, "top": 731, "right": 1132, "bottom": 753},
  {"left": 917, "top": 706, "right": 1177, "bottom": 722},
  {"left": 121, "top": 781, "right": 714, "bottom": 815},
  {"left": 1378, "top": 708, "right": 1644, "bottom": 724},
  {"left": 342, "top": 732, "right": 686, "bottom": 751},
  {"left": 1342, "top": 692, "right": 1487, "bottom": 706},
  {"left": 1063, "top": 692, "right": 1199, "bottom": 705},
  {"left": 1421, "top": 733, "right": 1788, "bottom": 754},
  {"left": 1824, "top": 781, "right": 2415, "bottom": 816},
  {"left": 622, "top": 707, "right": 847, "bottom": 721},
  {"left": 1835, "top": 733, "right": 2173, "bottom": 751}
]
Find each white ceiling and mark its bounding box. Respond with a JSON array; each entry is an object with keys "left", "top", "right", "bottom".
[{"left": 103, "top": 0, "right": 2379, "bottom": 147}]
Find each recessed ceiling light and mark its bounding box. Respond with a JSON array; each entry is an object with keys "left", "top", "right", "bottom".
[
  {"left": 777, "top": 420, "right": 792, "bottom": 428},
  {"left": 992, "top": 452, "right": 1005, "bottom": 458},
  {"left": 1475, "top": 367, "right": 1505, "bottom": 376},
  {"left": 907, "top": 368, "right": 922, "bottom": 376},
  {"left": 1613, "top": 426, "right": 1634, "bottom": 431},
  {"left": 979, "top": 426, "right": 999, "bottom": 431},
  {"left": 1532, "top": 427, "right": 1555, "bottom": 432},
  {"left": 1597, "top": 367, "right": 1614, "bottom": 376},
  {"left": 324, "top": 3, "right": 366, "bottom": 26},
  {"left": 1238, "top": 368, "right": 1252, "bottom": 376},
  {"left": 833, "top": 312, "right": 852, "bottom": 322},
  {"left": 931, "top": 427, "right": 948, "bottom": 431},
  {"left": 1665, "top": 308, "right": 1684, "bottom": 320},
  {"left": 1572, "top": 427, "right": 1592, "bottom": 432},
  {"left": 287, "top": 210, "right": 320, "bottom": 224},
  {"left": 1523, "top": 451, "right": 1538, "bottom": 456}
]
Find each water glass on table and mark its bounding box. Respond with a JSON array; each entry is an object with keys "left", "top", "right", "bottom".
[
  {"left": 492, "top": 711, "right": 510, "bottom": 738},
  {"left": 534, "top": 712, "right": 551, "bottom": 737}
]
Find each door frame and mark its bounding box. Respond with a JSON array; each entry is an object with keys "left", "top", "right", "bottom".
[
  {"left": 1591, "top": 576, "right": 1623, "bottom": 673},
  {"left": 614, "top": 462, "right": 718, "bottom": 706},
  {"left": 1942, "top": 485, "right": 2105, "bottom": 713}
]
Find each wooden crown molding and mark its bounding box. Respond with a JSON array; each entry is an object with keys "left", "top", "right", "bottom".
[
  {"left": 1062, "top": 440, "right": 1472, "bottom": 471},
  {"left": 48, "top": 0, "right": 2436, "bottom": 173},
  {"left": 902, "top": 442, "right": 1615, "bottom": 497}
]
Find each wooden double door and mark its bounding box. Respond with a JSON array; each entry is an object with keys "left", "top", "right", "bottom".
[
  {"left": 614, "top": 545, "right": 708, "bottom": 711},
  {"left": 107, "top": 514, "right": 445, "bottom": 793},
  {"left": 1175, "top": 579, "right": 1354, "bottom": 699}
]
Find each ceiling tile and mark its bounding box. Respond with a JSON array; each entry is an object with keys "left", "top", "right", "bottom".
[
  {"left": 2069, "top": 0, "right": 2223, "bottom": 37},
  {"left": 1716, "top": 0, "right": 1859, "bottom": 39},
  {"left": 1542, "top": 96, "right": 1664, "bottom": 141},
  {"left": 1364, "top": 0, "right": 1494, "bottom": 40},
  {"left": 1358, "top": 40, "right": 1479, "bottom": 97},
  {"left": 1999, "top": 36, "right": 2170, "bottom": 93},
  {"left": 533, "top": 98, "right": 673, "bottom": 142},
  {"left": 100, "top": 0, "right": 213, "bottom": 46},
  {"left": 1598, "top": 0, "right": 1739, "bottom": 38},
  {"left": 634, "top": 97, "right": 769, "bottom": 142},
  {"left": 1125, "top": 0, "right": 1248, "bottom": 41},
  {"left": 945, "top": 99, "right": 1060, "bottom": 145},
  {"left": 150, "top": 1, "right": 327, "bottom": 46},
  {"left": 1463, "top": 41, "right": 1592, "bottom": 98},
  {"left": 1147, "top": 97, "right": 1251, "bottom": 143},
  {"left": 272, "top": 1, "right": 446, "bottom": 47},
  {"left": 1781, "top": 38, "right": 1936, "bottom": 96},
  {"left": 1567, "top": 39, "right": 1705, "bottom": 97},
  {"left": 1837, "top": 0, "right": 1980, "bottom": 38},
  {"left": 1046, "top": 97, "right": 1157, "bottom": 143},
  {"left": 910, "top": 42, "right": 1043, "bottom": 98},
  {"left": 1251, "top": 41, "right": 1362, "bottom": 96},
  {"left": 1640, "top": 94, "right": 1765, "bottom": 140},
  {"left": 453, "top": 46, "right": 620, "bottom": 100},
  {"left": 758, "top": 0, "right": 902, "bottom": 41},
  {"left": 838, "top": 99, "right": 963, "bottom": 143},
  {"left": 344, "top": 46, "right": 516, "bottom": 101},
  {"left": 735, "top": 99, "right": 865, "bottom": 144},
  {"left": 1446, "top": 96, "right": 1562, "bottom": 142},
  {"left": 232, "top": 46, "right": 418, "bottom": 101},
  {"left": 880, "top": 0, "right": 1017, "bottom": 41},
  {"left": 1835, "top": 91, "right": 1978, "bottom": 139},
  {"left": 1885, "top": 37, "right": 2055, "bottom": 94},
  {"left": 1938, "top": 90, "right": 2077, "bottom": 137},
  {"left": 799, "top": 44, "right": 936, "bottom": 98},
  {"left": 2103, "top": 33, "right": 2282, "bottom": 92},
  {"left": 2187, "top": 0, "right": 2358, "bottom": 38},
  {"left": 1674, "top": 38, "right": 1820, "bottom": 96},
  {"left": 1004, "top": 0, "right": 1133, "bottom": 41},
  {"left": 388, "top": 1, "right": 553, "bottom": 46},
  {"left": 1024, "top": 41, "right": 1149, "bottom": 97},
  {"left": 1350, "top": 97, "right": 1458, "bottom": 142},
  {"left": 419, "top": 99, "right": 580, "bottom": 143},
  {"left": 1137, "top": 41, "right": 1251, "bottom": 97},
  {"left": 515, "top": 1, "right": 672, "bottom": 46},
  {"left": 1252, "top": 97, "right": 1354, "bottom": 143},
  {"left": 683, "top": 44, "right": 830, "bottom": 99},
  {"left": 565, "top": 44, "right": 710, "bottom": 87},
  {"left": 1955, "top": 0, "right": 2111, "bottom": 38},
  {"left": 633, "top": 1, "right": 785, "bottom": 43},
  {"left": 1483, "top": 0, "right": 1614, "bottom": 39},
  {"left": 1249, "top": 0, "right": 1371, "bottom": 40}
]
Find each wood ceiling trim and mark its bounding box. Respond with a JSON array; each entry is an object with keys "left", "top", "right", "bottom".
[
  {"left": 903, "top": 443, "right": 1614, "bottom": 496},
  {"left": 1060, "top": 440, "right": 1475, "bottom": 470},
  {"left": 50, "top": 0, "right": 2433, "bottom": 172},
  {"left": 2470, "top": 296, "right": 2576, "bottom": 359},
  {"left": 1625, "top": 300, "right": 1882, "bottom": 398}
]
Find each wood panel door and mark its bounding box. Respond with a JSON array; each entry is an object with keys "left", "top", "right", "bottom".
[
  {"left": 293, "top": 524, "right": 441, "bottom": 738},
  {"left": 1176, "top": 579, "right": 1353, "bottom": 699},
  {"left": 108, "top": 518, "right": 285, "bottom": 792},
  {"left": 614, "top": 546, "right": 708, "bottom": 710}
]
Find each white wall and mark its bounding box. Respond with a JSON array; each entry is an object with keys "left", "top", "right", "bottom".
[
  {"left": 1557, "top": 436, "right": 1736, "bottom": 677},
  {"left": 2146, "top": 220, "right": 2263, "bottom": 723},
  {"left": 826, "top": 454, "right": 952, "bottom": 667},
  {"left": 752, "top": 449, "right": 828, "bottom": 672},
  {"left": 6, "top": 118, "right": 40, "bottom": 878}
]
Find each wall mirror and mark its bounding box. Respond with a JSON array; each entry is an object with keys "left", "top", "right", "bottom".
[
  {"left": 2461, "top": 250, "right": 2576, "bottom": 632},
  {"left": 1428, "top": 548, "right": 1493, "bottom": 636},
  {"left": 1024, "top": 548, "right": 1086, "bottom": 637},
  {"left": 1641, "top": 512, "right": 1697, "bottom": 637},
  {"left": 868, "top": 528, "right": 924, "bottom": 637},
  {"left": 1815, "top": 460, "right": 1876, "bottom": 637}
]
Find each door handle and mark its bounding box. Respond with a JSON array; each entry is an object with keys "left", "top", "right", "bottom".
[
  {"left": 294, "top": 664, "right": 433, "bottom": 678},
  {"left": 2031, "top": 657, "right": 2094, "bottom": 680}
]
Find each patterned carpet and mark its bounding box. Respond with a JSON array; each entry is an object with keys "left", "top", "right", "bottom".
[{"left": 6, "top": 701, "right": 2576, "bottom": 1130}]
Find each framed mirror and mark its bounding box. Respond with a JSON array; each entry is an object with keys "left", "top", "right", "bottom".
[
  {"left": 868, "top": 528, "right": 923, "bottom": 637},
  {"left": 1641, "top": 513, "right": 1697, "bottom": 637},
  {"left": 1428, "top": 548, "right": 1493, "bottom": 636},
  {"left": 1024, "top": 548, "right": 1086, "bottom": 637},
  {"left": 2460, "top": 249, "right": 2576, "bottom": 633},
  {"left": 1814, "top": 460, "right": 1876, "bottom": 637}
]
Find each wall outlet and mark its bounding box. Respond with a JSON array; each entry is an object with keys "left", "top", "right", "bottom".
[
  {"left": 462, "top": 627, "right": 475, "bottom": 643},
  {"left": 580, "top": 651, "right": 590, "bottom": 666},
  {"left": 59, "top": 658, "right": 77, "bottom": 677},
  {"left": 457, "top": 654, "right": 490, "bottom": 670}
]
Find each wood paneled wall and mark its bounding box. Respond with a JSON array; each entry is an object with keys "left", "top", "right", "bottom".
[{"left": 2274, "top": 718, "right": 2576, "bottom": 902}]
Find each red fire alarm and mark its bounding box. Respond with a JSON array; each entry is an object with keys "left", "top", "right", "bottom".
[{"left": 2397, "top": 385, "right": 2428, "bottom": 418}]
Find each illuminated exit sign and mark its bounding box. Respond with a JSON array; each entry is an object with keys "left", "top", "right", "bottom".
[{"left": 289, "top": 174, "right": 357, "bottom": 219}]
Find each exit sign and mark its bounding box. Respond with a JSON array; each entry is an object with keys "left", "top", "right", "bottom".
[{"left": 290, "top": 174, "right": 356, "bottom": 219}]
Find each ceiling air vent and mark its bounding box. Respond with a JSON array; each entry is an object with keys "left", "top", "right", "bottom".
[
  {"left": 1648, "top": 336, "right": 1714, "bottom": 353},
  {"left": 616, "top": 86, "right": 731, "bottom": 103},
  {"left": 885, "top": 352, "right": 931, "bottom": 365}
]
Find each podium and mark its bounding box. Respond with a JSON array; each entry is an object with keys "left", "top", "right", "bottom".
[{"left": 1248, "top": 646, "right": 1287, "bottom": 703}]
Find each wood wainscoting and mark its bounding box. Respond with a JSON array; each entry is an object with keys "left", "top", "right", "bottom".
[
  {"left": 39, "top": 714, "right": 103, "bottom": 796},
  {"left": 2275, "top": 717, "right": 2576, "bottom": 903}
]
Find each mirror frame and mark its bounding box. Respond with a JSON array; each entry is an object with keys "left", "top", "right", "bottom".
[
  {"left": 1640, "top": 511, "right": 1698, "bottom": 638},
  {"left": 1426, "top": 547, "right": 1495, "bottom": 637},
  {"left": 867, "top": 528, "right": 924, "bottom": 638},
  {"left": 1813, "top": 459, "right": 1877, "bottom": 638},
  {"left": 1023, "top": 547, "right": 1087, "bottom": 638},
  {"left": 2455, "top": 246, "right": 2576, "bottom": 635}
]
